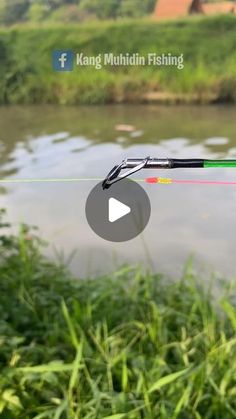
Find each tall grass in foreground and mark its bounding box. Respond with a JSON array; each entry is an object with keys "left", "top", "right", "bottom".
[{"left": 0, "top": 209, "right": 236, "bottom": 418}]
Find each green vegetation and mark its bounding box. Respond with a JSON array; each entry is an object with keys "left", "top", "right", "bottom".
[
  {"left": 0, "top": 0, "right": 156, "bottom": 25},
  {"left": 0, "top": 208, "right": 236, "bottom": 418},
  {"left": 1, "top": 15, "right": 236, "bottom": 105}
]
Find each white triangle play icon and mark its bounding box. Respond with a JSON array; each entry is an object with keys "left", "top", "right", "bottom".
[{"left": 109, "top": 198, "right": 131, "bottom": 223}]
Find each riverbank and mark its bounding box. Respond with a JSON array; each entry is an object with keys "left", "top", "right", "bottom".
[
  {"left": 1, "top": 15, "right": 236, "bottom": 105},
  {"left": 0, "top": 210, "right": 236, "bottom": 418}
]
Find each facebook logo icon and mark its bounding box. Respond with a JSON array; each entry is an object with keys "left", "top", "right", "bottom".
[{"left": 52, "top": 50, "right": 74, "bottom": 71}]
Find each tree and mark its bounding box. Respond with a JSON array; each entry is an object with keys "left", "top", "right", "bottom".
[
  {"left": 0, "top": 0, "right": 156, "bottom": 26},
  {"left": 27, "top": 2, "right": 50, "bottom": 22},
  {"left": 79, "top": 0, "right": 120, "bottom": 19},
  {"left": 146, "top": 0, "right": 157, "bottom": 13},
  {"left": 97, "top": 0, "right": 120, "bottom": 19},
  {"left": 119, "top": 0, "right": 146, "bottom": 18},
  {"left": 0, "top": 0, "right": 30, "bottom": 25}
]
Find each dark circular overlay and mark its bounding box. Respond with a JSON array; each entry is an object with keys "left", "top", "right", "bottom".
[{"left": 85, "top": 180, "right": 151, "bottom": 242}]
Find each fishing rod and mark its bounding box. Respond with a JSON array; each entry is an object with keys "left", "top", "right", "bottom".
[
  {"left": 1, "top": 156, "right": 236, "bottom": 188},
  {"left": 102, "top": 156, "right": 236, "bottom": 189}
]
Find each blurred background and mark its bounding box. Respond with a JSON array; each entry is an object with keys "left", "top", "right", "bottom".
[{"left": 1, "top": 0, "right": 236, "bottom": 278}]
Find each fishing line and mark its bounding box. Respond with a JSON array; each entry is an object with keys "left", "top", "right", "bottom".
[
  {"left": 0, "top": 176, "right": 235, "bottom": 186},
  {"left": 1, "top": 159, "right": 236, "bottom": 186},
  {"left": 0, "top": 177, "right": 145, "bottom": 184},
  {"left": 145, "top": 177, "right": 236, "bottom": 186},
  {"left": 0, "top": 178, "right": 104, "bottom": 184}
]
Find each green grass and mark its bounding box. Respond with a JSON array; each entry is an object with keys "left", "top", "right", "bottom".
[
  {"left": 0, "top": 208, "right": 236, "bottom": 418},
  {"left": 1, "top": 15, "right": 236, "bottom": 105}
]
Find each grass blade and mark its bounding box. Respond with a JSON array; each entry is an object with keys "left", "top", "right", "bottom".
[{"left": 148, "top": 367, "right": 191, "bottom": 393}]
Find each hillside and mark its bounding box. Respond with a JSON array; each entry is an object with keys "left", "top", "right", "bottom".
[{"left": 0, "top": 15, "right": 236, "bottom": 104}]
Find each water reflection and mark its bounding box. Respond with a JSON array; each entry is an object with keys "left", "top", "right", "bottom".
[{"left": 0, "top": 105, "right": 236, "bottom": 278}]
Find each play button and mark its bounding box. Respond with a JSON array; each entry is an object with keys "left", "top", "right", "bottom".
[
  {"left": 109, "top": 198, "right": 131, "bottom": 223},
  {"left": 85, "top": 179, "right": 151, "bottom": 242}
]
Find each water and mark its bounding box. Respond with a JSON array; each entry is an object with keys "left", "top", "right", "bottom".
[{"left": 1, "top": 104, "right": 236, "bottom": 278}]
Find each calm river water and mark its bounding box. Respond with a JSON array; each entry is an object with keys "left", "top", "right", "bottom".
[{"left": 1, "top": 105, "right": 236, "bottom": 278}]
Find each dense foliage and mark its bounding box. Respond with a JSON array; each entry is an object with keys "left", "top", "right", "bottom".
[
  {"left": 0, "top": 208, "right": 236, "bottom": 418},
  {"left": 0, "top": 0, "right": 156, "bottom": 25}
]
